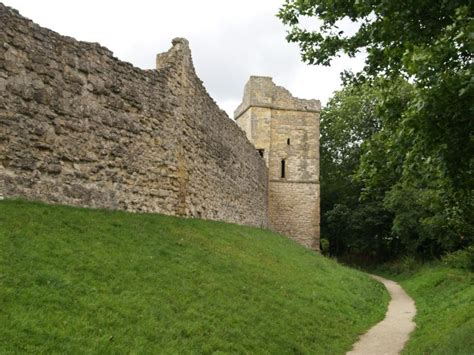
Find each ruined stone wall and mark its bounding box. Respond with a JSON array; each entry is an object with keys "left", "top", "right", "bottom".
[
  {"left": 0, "top": 3, "right": 268, "bottom": 227},
  {"left": 235, "top": 76, "right": 320, "bottom": 249}
]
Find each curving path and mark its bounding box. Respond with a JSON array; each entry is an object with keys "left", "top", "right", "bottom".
[{"left": 347, "top": 275, "right": 417, "bottom": 355}]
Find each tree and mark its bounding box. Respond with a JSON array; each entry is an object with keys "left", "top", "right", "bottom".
[
  {"left": 278, "top": 0, "right": 473, "bottom": 258},
  {"left": 355, "top": 80, "right": 473, "bottom": 257},
  {"left": 320, "top": 79, "right": 411, "bottom": 260},
  {"left": 278, "top": 0, "right": 472, "bottom": 187},
  {"left": 277, "top": 0, "right": 472, "bottom": 75}
]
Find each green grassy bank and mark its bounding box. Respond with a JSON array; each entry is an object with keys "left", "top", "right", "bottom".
[
  {"left": 0, "top": 200, "right": 388, "bottom": 354},
  {"left": 378, "top": 262, "right": 473, "bottom": 355}
]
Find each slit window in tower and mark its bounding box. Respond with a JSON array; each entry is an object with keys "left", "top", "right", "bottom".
[
  {"left": 287, "top": 138, "right": 290, "bottom": 145},
  {"left": 281, "top": 159, "right": 286, "bottom": 178},
  {"left": 257, "top": 149, "right": 264, "bottom": 158}
]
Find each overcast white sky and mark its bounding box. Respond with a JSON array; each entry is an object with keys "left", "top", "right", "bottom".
[{"left": 4, "top": 0, "right": 365, "bottom": 117}]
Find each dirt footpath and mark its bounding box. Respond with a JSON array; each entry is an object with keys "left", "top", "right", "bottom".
[{"left": 347, "top": 275, "right": 417, "bottom": 355}]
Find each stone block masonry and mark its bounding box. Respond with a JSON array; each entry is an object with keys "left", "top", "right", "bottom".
[
  {"left": 0, "top": 3, "right": 268, "bottom": 228},
  {"left": 235, "top": 76, "right": 320, "bottom": 250}
]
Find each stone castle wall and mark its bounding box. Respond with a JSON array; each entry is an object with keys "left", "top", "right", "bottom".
[
  {"left": 0, "top": 4, "right": 268, "bottom": 227},
  {"left": 235, "top": 77, "right": 320, "bottom": 249}
]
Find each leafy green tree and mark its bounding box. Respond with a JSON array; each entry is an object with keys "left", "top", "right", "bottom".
[
  {"left": 320, "top": 81, "right": 380, "bottom": 215},
  {"left": 277, "top": 0, "right": 473, "bottom": 188},
  {"left": 356, "top": 81, "right": 473, "bottom": 257},
  {"left": 383, "top": 184, "right": 466, "bottom": 257},
  {"left": 279, "top": 0, "right": 473, "bottom": 258},
  {"left": 277, "top": 0, "right": 472, "bottom": 80},
  {"left": 320, "top": 81, "right": 396, "bottom": 259}
]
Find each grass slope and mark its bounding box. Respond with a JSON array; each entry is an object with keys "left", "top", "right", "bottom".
[
  {"left": 392, "top": 265, "right": 474, "bottom": 355},
  {"left": 0, "top": 200, "right": 388, "bottom": 354}
]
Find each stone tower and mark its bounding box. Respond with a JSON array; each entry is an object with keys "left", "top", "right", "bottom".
[{"left": 234, "top": 76, "right": 321, "bottom": 250}]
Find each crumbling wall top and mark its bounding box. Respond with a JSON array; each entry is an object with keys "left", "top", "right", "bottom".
[
  {"left": 0, "top": 3, "right": 269, "bottom": 228},
  {"left": 156, "top": 37, "right": 192, "bottom": 71},
  {"left": 234, "top": 76, "right": 321, "bottom": 119}
]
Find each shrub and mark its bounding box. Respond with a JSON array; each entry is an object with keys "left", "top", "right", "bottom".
[
  {"left": 377, "top": 255, "right": 421, "bottom": 275},
  {"left": 442, "top": 246, "right": 474, "bottom": 272},
  {"left": 320, "top": 238, "right": 330, "bottom": 256}
]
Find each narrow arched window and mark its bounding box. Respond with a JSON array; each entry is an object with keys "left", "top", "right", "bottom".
[
  {"left": 287, "top": 138, "right": 290, "bottom": 145},
  {"left": 281, "top": 159, "right": 286, "bottom": 178}
]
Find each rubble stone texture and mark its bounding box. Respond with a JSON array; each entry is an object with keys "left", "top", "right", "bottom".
[
  {"left": 235, "top": 77, "right": 320, "bottom": 250},
  {"left": 0, "top": 4, "right": 268, "bottom": 228},
  {"left": 0, "top": 3, "right": 320, "bottom": 250}
]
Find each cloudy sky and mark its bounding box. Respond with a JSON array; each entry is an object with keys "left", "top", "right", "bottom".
[{"left": 4, "top": 0, "right": 365, "bottom": 117}]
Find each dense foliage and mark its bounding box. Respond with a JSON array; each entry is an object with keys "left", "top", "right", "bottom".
[
  {"left": 278, "top": 0, "right": 473, "bottom": 261},
  {"left": 319, "top": 80, "right": 392, "bottom": 259}
]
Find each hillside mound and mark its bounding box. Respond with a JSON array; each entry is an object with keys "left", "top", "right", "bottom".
[
  {"left": 396, "top": 265, "right": 473, "bottom": 354},
  {"left": 0, "top": 200, "right": 388, "bottom": 353}
]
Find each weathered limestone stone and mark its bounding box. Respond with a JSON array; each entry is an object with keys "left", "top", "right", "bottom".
[
  {"left": 1, "top": 3, "right": 321, "bottom": 251},
  {"left": 235, "top": 76, "right": 320, "bottom": 250},
  {"left": 0, "top": 3, "right": 268, "bottom": 228}
]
